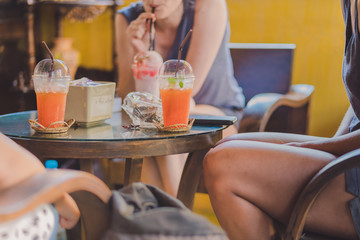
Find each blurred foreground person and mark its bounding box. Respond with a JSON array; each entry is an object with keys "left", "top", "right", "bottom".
[
  {"left": 0, "top": 132, "right": 80, "bottom": 239},
  {"left": 115, "top": 0, "right": 245, "bottom": 196}
]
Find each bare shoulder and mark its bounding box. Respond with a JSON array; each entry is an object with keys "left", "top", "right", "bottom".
[
  {"left": 195, "top": 0, "right": 227, "bottom": 18},
  {"left": 115, "top": 13, "right": 130, "bottom": 47},
  {"left": 115, "top": 13, "right": 129, "bottom": 29},
  {"left": 196, "top": 0, "right": 227, "bottom": 8}
]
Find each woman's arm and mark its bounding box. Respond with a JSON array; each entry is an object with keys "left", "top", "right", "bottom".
[
  {"left": 348, "top": 0, "right": 360, "bottom": 34},
  {"left": 279, "top": 105, "right": 357, "bottom": 156},
  {"left": 53, "top": 193, "right": 80, "bottom": 229},
  {"left": 115, "top": 12, "right": 155, "bottom": 99},
  {"left": 115, "top": 13, "right": 135, "bottom": 99},
  {"left": 283, "top": 106, "right": 355, "bottom": 156},
  {"left": 287, "top": 129, "right": 360, "bottom": 156},
  {"left": 186, "top": 0, "right": 228, "bottom": 96},
  {"left": 334, "top": 105, "right": 353, "bottom": 136},
  {"left": 0, "top": 133, "right": 80, "bottom": 229}
]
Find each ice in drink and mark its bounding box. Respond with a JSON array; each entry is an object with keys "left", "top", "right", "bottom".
[
  {"left": 158, "top": 60, "right": 194, "bottom": 127},
  {"left": 33, "top": 59, "right": 71, "bottom": 128},
  {"left": 132, "top": 50, "right": 163, "bottom": 96}
]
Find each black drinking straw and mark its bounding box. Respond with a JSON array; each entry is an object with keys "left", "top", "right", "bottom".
[
  {"left": 175, "top": 29, "right": 193, "bottom": 77},
  {"left": 149, "top": 7, "right": 156, "bottom": 51},
  {"left": 41, "top": 41, "right": 55, "bottom": 78}
]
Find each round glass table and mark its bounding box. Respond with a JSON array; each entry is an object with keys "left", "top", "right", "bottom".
[{"left": 0, "top": 110, "right": 226, "bottom": 208}]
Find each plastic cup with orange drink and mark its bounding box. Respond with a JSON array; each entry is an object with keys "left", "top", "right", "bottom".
[
  {"left": 158, "top": 59, "right": 195, "bottom": 127},
  {"left": 33, "top": 56, "right": 71, "bottom": 128}
]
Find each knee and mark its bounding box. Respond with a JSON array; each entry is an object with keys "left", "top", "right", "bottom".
[
  {"left": 203, "top": 141, "right": 256, "bottom": 193},
  {"left": 203, "top": 146, "right": 233, "bottom": 190},
  {"left": 203, "top": 148, "right": 221, "bottom": 178}
]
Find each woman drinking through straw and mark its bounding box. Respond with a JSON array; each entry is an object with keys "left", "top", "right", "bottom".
[{"left": 115, "top": 0, "right": 244, "bottom": 196}]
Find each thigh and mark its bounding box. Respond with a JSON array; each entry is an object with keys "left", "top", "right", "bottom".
[
  {"left": 217, "top": 131, "right": 329, "bottom": 145},
  {"left": 154, "top": 154, "right": 188, "bottom": 196},
  {"left": 141, "top": 157, "right": 163, "bottom": 188},
  {"left": 305, "top": 173, "right": 357, "bottom": 239},
  {"left": 205, "top": 140, "right": 336, "bottom": 223},
  {"left": 206, "top": 140, "right": 358, "bottom": 237}
]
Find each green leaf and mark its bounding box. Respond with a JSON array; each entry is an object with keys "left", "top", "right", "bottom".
[
  {"left": 167, "top": 77, "right": 184, "bottom": 88},
  {"left": 168, "top": 77, "right": 177, "bottom": 85}
]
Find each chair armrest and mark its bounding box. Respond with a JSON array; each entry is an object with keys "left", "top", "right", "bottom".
[
  {"left": 0, "top": 169, "right": 112, "bottom": 223},
  {"left": 239, "top": 84, "right": 314, "bottom": 132},
  {"left": 284, "top": 148, "right": 360, "bottom": 240}
]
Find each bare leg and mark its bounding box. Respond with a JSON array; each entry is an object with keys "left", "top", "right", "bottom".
[
  {"left": 141, "top": 103, "right": 238, "bottom": 196},
  {"left": 156, "top": 153, "right": 187, "bottom": 196},
  {"left": 305, "top": 174, "right": 356, "bottom": 238},
  {"left": 141, "top": 157, "right": 164, "bottom": 190},
  {"left": 140, "top": 155, "right": 187, "bottom": 197},
  {"left": 204, "top": 139, "right": 357, "bottom": 240}
]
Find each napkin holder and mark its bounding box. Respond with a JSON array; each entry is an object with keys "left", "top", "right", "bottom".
[{"left": 65, "top": 79, "right": 116, "bottom": 127}]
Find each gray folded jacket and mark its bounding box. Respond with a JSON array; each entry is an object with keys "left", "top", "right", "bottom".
[{"left": 101, "top": 182, "right": 228, "bottom": 240}]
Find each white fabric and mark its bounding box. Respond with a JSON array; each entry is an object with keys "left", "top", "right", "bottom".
[{"left": 0, "top": 204, "right": 56, "bottom": 240}]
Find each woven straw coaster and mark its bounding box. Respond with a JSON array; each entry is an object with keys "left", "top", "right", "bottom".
[
  {"left": 153, "top": 118, "right": 194, "bottom": 133},
  {"left": 28, "top": 119, "right": 75, "bottom": 134}
]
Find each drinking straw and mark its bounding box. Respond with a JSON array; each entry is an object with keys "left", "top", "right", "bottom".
[
  {"left": 175, "top": 29, "right": 193, "bottom": 77},
  {"left": 149, "top": 7, "right": 156, "bottom": 51},
  {"left": 41, "top": 41, "right": 55, "bottom": 78}
]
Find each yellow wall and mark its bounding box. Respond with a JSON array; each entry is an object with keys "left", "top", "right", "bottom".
[
  {"left": 60, "top": 0, "right": 349, "bottom": 137},
  {"left": 227, "top": 0, "right": 348, "bottom": 137},
  {"left": 62, "top": 8, "right": 114, "bottom": 71}
]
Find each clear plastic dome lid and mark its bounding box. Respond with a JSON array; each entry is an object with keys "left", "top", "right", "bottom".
[
  {"left": 158, "top": 60, "right": 194, "bottom": 89},
  {"left": 133, "top": 50, "right": 163, "bottom": 68},
  {"left": 32, "top": 58, "right": 71, "bottom": 93},
  {"left": 33, "top": 58, "right": 71, "bottom": 79},
  {"left": 158, "top": 59, "right": 194, "bottom": 77}
]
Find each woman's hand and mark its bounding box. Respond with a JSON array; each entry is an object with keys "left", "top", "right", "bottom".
[
  {"left": 126, "top": 12, "right": 155, "bottom": 53},
  {"left": 53, "top": 193, "right": 80, "bottom": 229}
]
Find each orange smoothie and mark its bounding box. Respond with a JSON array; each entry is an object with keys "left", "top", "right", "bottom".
[
  {"left": 160, "top": 87, "right": 192, "bottom": 127},
  {"left": 36, "top": 91, "right": 67, "bottom": 128}
]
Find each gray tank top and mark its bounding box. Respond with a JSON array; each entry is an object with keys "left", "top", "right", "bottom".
[
  {"left": 343, "top": 0, "right": 360, "bottom": 132},
  {"left": 118, "top": 0, "right": 245, "bottom": 111}
]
